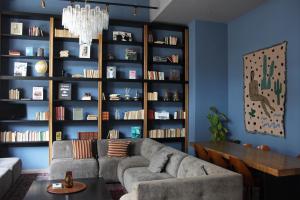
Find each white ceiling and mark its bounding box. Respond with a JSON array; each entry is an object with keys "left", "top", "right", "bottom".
[{"left": 150, "top": 0, "right": 267, "bottom": 24}]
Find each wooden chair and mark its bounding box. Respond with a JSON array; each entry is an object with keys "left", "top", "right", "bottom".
[
  {"left": 297, "top": 154, "right": 300, "bottom": 159},
  {"left": 194, "top": 144, "right": 210, "bottom": 162},
  {"left": 243, "top": 143, "right": 253, "bottom": 148},
  {"left": 257, "top": 145, "right": 271, "bottom": 151},
  {"left": 207, "top": 149, "right": 229, "bottom": 169}
]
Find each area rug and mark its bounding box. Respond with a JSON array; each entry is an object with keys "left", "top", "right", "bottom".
[{"left": 2, "top": 174, "right": 126, "bottom": 200}]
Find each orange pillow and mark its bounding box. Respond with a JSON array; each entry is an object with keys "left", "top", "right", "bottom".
[
  {"left": 72, "top": 140, "right": 93, "bottom": 159},
  {"left": 107, "top": 140, "right": 131, "bottom": 157}
]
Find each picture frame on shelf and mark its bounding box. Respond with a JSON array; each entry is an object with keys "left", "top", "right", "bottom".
[
  {"left": 13, "top": 62, "right": 27, "bottom": 77},
  {"left": 107, "top": 66, "right": 117, "bottom": 79},
  {"left": 113, "top": 31, "right": 133, "bottom": 42},
  {"left": 10, "top": 22, "right": 23, "bottom": 35},
  {"left": 32, "top": 87, "right": 44, "bottom": 100},
  {"left": 129, "top": 70, "right": 136, "bottom": 79},
  {"left": 79, "top": 44, "right": 90, "bottom": 58},
  {"left": 58, "top": 83, "right": 72, "bottom": 100}
]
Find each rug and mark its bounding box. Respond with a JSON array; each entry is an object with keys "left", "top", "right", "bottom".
[{"left": 2, "top": 174, "right": 127, "bottom": 200}]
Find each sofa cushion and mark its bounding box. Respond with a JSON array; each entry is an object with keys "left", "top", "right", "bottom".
[
  {"left": 52, "top": 141, "right": 73, "bottom": 159},
  {"left": 49, "top": 158, "right": 98, "bottom": 180},
  {"left": 108, "top": 140, "right": 131, "bottom": 157},
  {"left": 99, "top": 156, "right": 123, "bottom": 182},
  {"left": 177, "top": 156, "right": 230, "bottom": 178},
  {"left": 123, "top": 167, "right": 173, "bottom": 192},
  {"left": 117, "top": 156, "right": 150, "bottom": 185},
  {"left": 72, "top": 140, "right": 93, "bottom": 159},
  {"left": 0, "top": 168, "right": 12, "bottom": 200},
  {"left": 0, "top": 157, "right": 22, "bottom": 183},
  {"left": 140, "top": 139, "right": 165, "bottom": 160},
  {"left": 148, "top": 151, "right": 172, "bottom": 173}
]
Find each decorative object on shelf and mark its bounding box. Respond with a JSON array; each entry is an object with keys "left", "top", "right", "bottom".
[
  {"left": 133, "top": 90, "right": 140, "bottom": 101},
  {"left": 28, "top": 26, "right": 43, "bottom": 37},
  {"left": 56, "top": 131, "right": 62, "bottom": 141},
  {"left": 58, "top": 83, "right": 72, "bottom": 100},
  {"left": 131, "top": 126, "right": 141, "bottom": 138},
  {"left": 172, "top": 90, "right": 180, "bottom": 102},
  {"left": 102, "top": 111, "right": 109, "bottom": 121},
  {"left": 25, "top": 47, "right": 34, "bottom": 56},
  {"left": 87, "top": 114, "right": 97, "bottom": 120},
  {"left": 108, "top": 129, "right": 119, "bottom": 139},
  {"left": 107, "top": 66, "right": 117, "bottom": 79},
  {"left": 107, "top": 53, "right": 114, "bottom": 60},
  {"left": 14, "top": 62, "right": 27, "bottom": 77},
  {"left": 8, "top": 89, "right": 21, "bottom": 100},
  {"left": 113, "top": 31, "right": 132, "bottom": 42},
  {"left": 34, "top": 60, "right": 48, "bottom": 76},
  {"left": 125, "top": 48, "right": 137, "bottom": 60},
  {"left": 207, "top": 106, "right": 228, "bottom": 142},
  {"left": 37, "top": 48, "right": 45, "bottom": 57},
  {"left": 32, "top": 87, "right": 44, "bottom": 100},
  {"left": 8, "top": 50, "right": 21, "bottom": 56},
  {"left": 62, "top": 3, "right": 109, "bottom": 46},
  {"left": 148, "top": 31, "right": 153, "bottom": 43},
  {"left": 148, "top": 92, "right": 158, "bottom": 101},
  {"left": 79, "top": 44, "right": 90, "bottom": 58},
  {"left": 243, "top": 41, "right": 287, "bottom": 137},
  {"left": 162, "top": 90, "right": 169, "bottom": 101},
  {"left": 114, "top": 109, "right": 121, "bottom": 120},
  {"left": 10, "top": 22, "right": 23, "bottom": 35},
  {"left": 169, "top": 69, "right": 180, "bottom": 80},
  {"left": 78, "top": 132, "right": 98, "bottom": 140},
  {"left": 60, "top": 50, "right": 69, "bottom": 57},
  {"left": 40, "top": 0, "right": 46, "bottom": 8},
  {"left": 102, "top": 93, "right": 106, "bottom": 100},
  {"left": 73, "top": 108, "right": 84, "bottom": 120},
  {"left": 64, "top": 171, "right": 73, "bottom": 188},
  {"left": 124, "top": 88, "right": 131, "bottom": 100},
  {"left": 109, "top": 94, "right": 121, "bottom": 101},
  {"left": 155, "top": 111, "right": 170, "bottom": 120},
  {"left": 129, "top": 70, "right": 137, "bottom": 79},
  {"left": 81, "top": 93, "right": 92, "bottom": 101}
]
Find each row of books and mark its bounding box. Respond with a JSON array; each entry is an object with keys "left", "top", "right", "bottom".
[
  {"left": 164, "top": 36, "right": 178, "bottom": 46},
  {"left": 0, "top": 131, "right": 49, "bottom": 143},
  {"left": 167, "top": 54, "right": 179, "bottom": 63},
  {"left": 148, "top": 92, "right": 158, "bottom": 101},
  {"left": 55, "top": 106, "right": 65, "bottom": 120},
  {"left": 83, "top": 69, "right": 99, "bottom": 78},
  {"left": 9, "top": 89, "right": 21, "bottom": 100},
  {"left": 28, "top": 26, "right": 43, "bottom": 37},
  {"left": 78, "top": 132, "right": 98, "bottom": 140},
  {"left": 148, "top": 71, "right": 165, "bottom": 80},
  {"left": 35, "top": 112, "right": 49, "bottom": 120},
  {"left": 174, "top": 110, "right": 186, "bottom": 119},
  {"left": 149, "top": 128, "right": 185, "bottom": 138},
  {"left": 124, "top": 110, "right": 144, "bottom": 120}
]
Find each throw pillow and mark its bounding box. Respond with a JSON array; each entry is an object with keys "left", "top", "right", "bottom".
[
  {"left": 72, "top": 140, "right": 93, "bottom": 159},
  {"left": 107, "top": 140, "right": 131, "bottom": 157},
  {"left": 148, "top": 151, "right": 172, "bottom": 173}
]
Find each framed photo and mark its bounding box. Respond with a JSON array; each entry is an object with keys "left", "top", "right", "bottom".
[
  {"left": 107, "top": 66, "right": 117, "bottom": 79},
  {"left": 129, "top": 70, "right": 136, "bottom": 79},
  {"left": 79, "top": 44, "right": 90, "bottom": 58},
  {"left": 10, "top": 22, "right": 23, "bottom": 35},
  {"left": 58, "top": 83, "right": 72, "bottom": 100},
  {"left": 32, "top": 87, "right": 44, "bottom": 100},
  {"left": 113, "top": 31, "right": 132, "bottom": 42},
  {"left": 14, "top": 62, "right": 27, "bottom": 77}
]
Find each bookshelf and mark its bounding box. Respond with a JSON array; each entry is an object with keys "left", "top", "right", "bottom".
[{"left": 0, "top": 11, "right": 189, "bottom": 163}]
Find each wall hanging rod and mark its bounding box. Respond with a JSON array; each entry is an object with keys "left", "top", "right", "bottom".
[{"left": 60, "top": 0, "right": 158, "bottom": 9}]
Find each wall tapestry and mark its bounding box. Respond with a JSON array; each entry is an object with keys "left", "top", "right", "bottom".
[{"left": 243, "top": 41, "right": 287, "bottom": 137}]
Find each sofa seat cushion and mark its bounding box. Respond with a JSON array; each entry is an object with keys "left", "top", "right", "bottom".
[
  {"left": 0, "top": 157, "right": 22, "bottom": 183},
  {"left": 49, "top": 158, "right": 98, "bottom": 180},
  {"left": 123, "top": 167, "right": 173, "bottom": 192},
  {"left": 99, "top": 156, "right": 123, "bottom": 182},
  {"left": 117, "top": 156, "right": 150, "bottom": 185},
  {"left": 0, "top": 168, "right": 12, "bottom": 199}
]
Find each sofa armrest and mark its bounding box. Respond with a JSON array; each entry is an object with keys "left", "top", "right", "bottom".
[{"left": 131, "top": 174, "right": 242, "bottom": 200}]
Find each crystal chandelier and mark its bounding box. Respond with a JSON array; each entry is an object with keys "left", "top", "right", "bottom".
[{"left": 62, "top": 3, "right": 109, "bottom": 46}]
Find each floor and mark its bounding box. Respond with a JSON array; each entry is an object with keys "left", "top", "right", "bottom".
[{"left": 3, "top": 174, "right": 126, "bottom": 200}]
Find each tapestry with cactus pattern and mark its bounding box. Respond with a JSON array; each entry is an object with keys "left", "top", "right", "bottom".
[{"left": 243, "top": 41, "right": 287, "bottom": 137}]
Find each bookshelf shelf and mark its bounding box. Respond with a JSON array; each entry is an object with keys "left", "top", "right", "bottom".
[
  {"left": 104, "top": 78, "right": 143, "bottom": 83},
  {"left": 0, "top": 99, "right": 48, "bottom": 103},
  {"left": 54, "top": 100, "right": 98, "bottom": 103},
  {"left": 0, "top": 120, "right": 48, "bottom": 123},
  {"left": 1, "top": 55, "right": 49, "bottom": 59},
  {"left": 1, "top": 34, "right": 49, "bottom": 41},
  {"left": 104, "top": 59, "right": 143, "bottom": 64},
  {"left": 105, "top": 40, "right": 143, "bottom": 46},
  {"left": 103, "top": 119, "right": 143, "bottom": 122},
  {"left": 103, "top": 100, "right": 143, "bottom": 103},
  {"left": 151, "top": 61, "right": 183, "bottom": 66},
  {"left": 54, "top": 120, "right": 98, "bottom": 123},
  {"left": 53, "top": 77, "right": 100, "bottom": 82},
  {"left": 0, "top": 76, "right": 51, "bottom": 80},
  {"left": 148, "top": 100, "right": 183, "bottom": 103},
  {"left": 149, "top": 43, "right": 184, "bottom": 49},
  {"left": 54, "top": 37, "right": 99, "bottom": 43},
  {"left": 146, "top": 79, "right": 186, "bottom": 84},
  {"left": 54, "top": 56, "right": 98, "bottom": 62},
  {"left": 0, "top": 141, "right": 49, "bottom": 146},
  {"left": 149, "top": 119, "right": 185, "bottom": 122}
]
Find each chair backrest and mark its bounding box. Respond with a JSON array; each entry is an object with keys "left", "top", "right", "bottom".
[
  {"left": 194, "top": 144, "right": 210, "bottom": 162},
  {"left": 207, "top": 149, "right": 229, "bottom": 169},
  {"left": 229, "top": 156, "right": 254, "bottom": 187},
  {"left": 257, "top": 145, "right": 271, "bottom": 151},
  {"left": 297, "top": 154, "right": 300, "bottom": 159},
  {"left": 243, "top": 143, "right": 253, "bottom": 148}
]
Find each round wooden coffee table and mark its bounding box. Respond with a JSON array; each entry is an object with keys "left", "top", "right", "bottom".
[{"left": 47, "top": 181, "right": 87, "bottom": 194}]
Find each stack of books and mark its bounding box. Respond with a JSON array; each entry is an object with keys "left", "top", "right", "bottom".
[
  {"left": 109, "top": 94, "right": 121, "bottom": 101},
  {"left": 124, "top": 110, "right": 144, "bottom": 120},
  {"left": 78, "top": 132, "right": 98, "bottom": 140},
  {"left": 149, "top": 128, "right": 185, "bottom": 138},
  {"left": 8, "top": 50, "right": 21, "bottom": 56},
  {"left": 55, "top": 106, "right": 65, "bottom": 120},
  {"left": 154, "top": 111, "right": 170, "bottom": 120},
  {"left": 35, "top": 112, "right": 49, "bottom": 120},
  {"left": 174, "top": 110, "right": 186, "bottom": 119},
  {"left": 153, "top": 56, "right": 167, "bottom": 63},
  {"left": 148, "top": 92, "right": 158, "bottom": 101},
  {"left": 102, "top": 112, "right": 109, "bottom": 121},
  {"left": 87, "top": 114, "right": 97, "bottom": 120},
  {"left": 108, "top": 130, "right": 119, "bottom": 139},
  {"left": 148, "top": 71, "right": 164, "bottom": 80},
  {"left": 0, "top": 131, "right": 49, "bottom": 143},
  {"left": 9, "top": 89, "right": 21, "bottom": 100},
  {"left": 83, "top": 69, "right": 99, "bottom": 78},
  {"left": 164, "top": 36, "right": 178, "bottom": 45}
]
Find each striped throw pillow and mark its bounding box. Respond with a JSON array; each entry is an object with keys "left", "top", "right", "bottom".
[
  {"left": 107, "top": 140, "right": 131, "bottom": 157},
  {"left": 72, "top": 140, "right": 93, "bottom": 159}
]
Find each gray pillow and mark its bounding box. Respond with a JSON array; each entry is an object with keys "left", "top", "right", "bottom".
[{"left": 148, "top": 151, "right": 172, "bottom": 173}]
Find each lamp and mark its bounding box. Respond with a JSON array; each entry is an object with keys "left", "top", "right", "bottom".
[{"left": 62, "top": 1, "right": 109, "bottom": 46}]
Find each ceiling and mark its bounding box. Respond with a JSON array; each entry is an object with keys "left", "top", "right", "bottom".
[{"left": 150, "top": 0, "right": 267, "bottom": 24}]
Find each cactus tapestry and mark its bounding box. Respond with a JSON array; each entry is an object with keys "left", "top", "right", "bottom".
[{"left": 243, "top": 41, "right": 287, "bottom": 137}]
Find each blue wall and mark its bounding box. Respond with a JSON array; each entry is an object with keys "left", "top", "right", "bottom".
[
  {"left": 188, "top": 20, "right": 228, "bottom": 151},
  {"left": 228, "top": 0, "right": 300, "bottom": 156}
]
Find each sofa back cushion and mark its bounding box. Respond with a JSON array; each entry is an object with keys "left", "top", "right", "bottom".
[
  {"left": 72, "top": 140, "right": 93, "bottom": 159},
  {"left": 52, "top": 141, "right": 73, "bottom": 159},
  {"left": 148, "top": 151, "right": 172, "bottom": 173},
  {"left": 140, "top": 138, "right": 165, "bottom": 160},
  {"left": 177, "top": 156, "right": 232, "bottom": 178},
  {"left": 107, "top": 140, "right": 131, "bottom": 157}
]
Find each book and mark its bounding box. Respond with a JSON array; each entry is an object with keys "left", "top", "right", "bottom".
[
  {"left": 9, "top": 50, "right": 21, "bottom": 56},
  {"left": 129, "top": 70, "right": 136, "bottom": 79},
  {"left": 58, "top": 83, "right": 72, "bottom": 100},
  {"left": 14, "top": 62, "right": 27, "bottom": 77},
  {"left": 78, "top": 132, "right": 98, "bottom": 140},
  {"left": 32, "top": 87, "right": 44, "bottom": 100}
]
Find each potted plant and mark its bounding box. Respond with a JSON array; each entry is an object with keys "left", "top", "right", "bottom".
[{"left": 207, "top": 106, "right": 229, "bottom": 142}]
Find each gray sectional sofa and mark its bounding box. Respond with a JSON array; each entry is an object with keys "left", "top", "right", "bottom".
[
  {"left": 0, "top": 157, "right": 22, "bottom": 199},
  {"left": 50, "top": 138, "right": 242, "bottom": 200}
]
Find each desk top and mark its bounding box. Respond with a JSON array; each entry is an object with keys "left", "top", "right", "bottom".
[{"left": 191, "top": 141, "right": 300, "bottom": 177}]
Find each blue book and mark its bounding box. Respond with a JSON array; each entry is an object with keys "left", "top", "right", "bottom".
[{"left": 25, "top": 47, "right": 34, "bottom": 56}]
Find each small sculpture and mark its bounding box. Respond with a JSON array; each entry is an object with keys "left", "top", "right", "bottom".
[
  {"left": 133, "top": 90, "right": 140, "bottom": 101},
  {"left": 124, "top": 88, "right": 131, "bottom": 100},
  {"left": 163, "top": 90, "right": 169, "bottom": 101},
  {"left": 173, "top": 90, "right": 180, "bottom": 101},
  {"left": 64, "top": 171, "right": 73, "bottom": 188}
]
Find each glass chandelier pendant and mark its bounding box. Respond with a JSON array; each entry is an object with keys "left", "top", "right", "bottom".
[{"left": 62, "top": 3, "right": 109, "bottom": 46}]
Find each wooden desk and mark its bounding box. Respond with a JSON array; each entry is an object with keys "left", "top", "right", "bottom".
[{"left": 191, "top": 141, "right": 300, "bottom": 177}]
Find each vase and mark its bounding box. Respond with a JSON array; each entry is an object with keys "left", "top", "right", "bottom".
[{"left": 64, "top": 171, "right": 73, "bottom": 188}]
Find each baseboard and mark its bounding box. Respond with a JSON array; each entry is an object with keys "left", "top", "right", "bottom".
[{"left": 21, "top": 168, "right": 49, "bottom": 174}]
